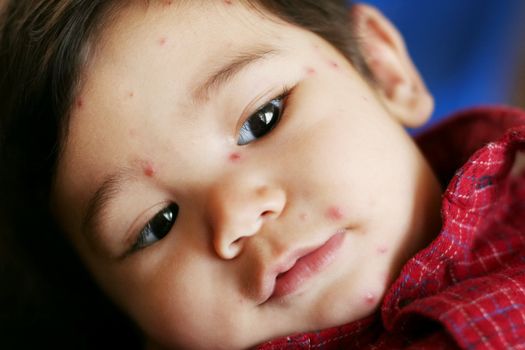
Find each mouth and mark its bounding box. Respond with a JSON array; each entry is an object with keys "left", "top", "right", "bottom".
[{"left": 260, "top": 229, "right": 346, "bottom": 304}]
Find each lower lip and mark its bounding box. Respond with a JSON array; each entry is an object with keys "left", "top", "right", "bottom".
[{"left": 271, "top": 231, "right": 345, "bottom": 300}]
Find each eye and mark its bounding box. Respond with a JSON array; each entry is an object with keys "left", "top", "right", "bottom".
[
  {"left": 237, "top": 93, "right": 286, "bottom": 145},
  {"left": 132, "top": 203, "right": 179, "bottom": 251}
]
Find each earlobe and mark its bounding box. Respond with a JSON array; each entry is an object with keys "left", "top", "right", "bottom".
[{"left": 351, "top": 4, "right": 434, "bottom": 127}]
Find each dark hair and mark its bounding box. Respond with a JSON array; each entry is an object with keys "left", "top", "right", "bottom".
[{"left": 0, "top": 1, "right": 367, "bottom": 347}]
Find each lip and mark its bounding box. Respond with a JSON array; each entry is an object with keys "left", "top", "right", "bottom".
[{"left": 261, "top": 229, "right": 346, "bottom": 304}]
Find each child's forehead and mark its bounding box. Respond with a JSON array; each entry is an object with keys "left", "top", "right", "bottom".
[{"left": 89, "top": 1, "right": 292, "bottom": 83}]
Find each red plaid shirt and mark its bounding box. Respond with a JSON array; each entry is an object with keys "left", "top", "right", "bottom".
[{"left": 256, "top": 106, "right": 525, "bottom": 350}]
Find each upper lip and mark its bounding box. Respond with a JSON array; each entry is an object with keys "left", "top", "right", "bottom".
[{"left": 255, "top": 229, "right": 345, "bottom": 305}]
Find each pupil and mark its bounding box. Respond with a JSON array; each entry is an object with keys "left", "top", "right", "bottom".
[
  {"left": 151, "top": 204, "right": 178, "bottom": 239},
  {"left": 249, "top": 102, "right": 278, "bottom": 137}
]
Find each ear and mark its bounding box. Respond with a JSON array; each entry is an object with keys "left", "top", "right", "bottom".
[{"left": 351, "top": 4, "right": 433, "bottom": 127}]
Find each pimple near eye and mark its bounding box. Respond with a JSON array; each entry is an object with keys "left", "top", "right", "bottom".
[
  {"left": 142, "top": 160, "right": 156, "bottom": 178},
  {"left": 228, "top": 152, "right": 242, "bottom": 163}
]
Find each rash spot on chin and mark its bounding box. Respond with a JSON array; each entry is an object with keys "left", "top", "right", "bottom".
[
  {"left": 326, "top": 206, "right": 344, "bottom": 221},
  {"left": 364, "top": 292, "right": 376, "bottom": 305}
]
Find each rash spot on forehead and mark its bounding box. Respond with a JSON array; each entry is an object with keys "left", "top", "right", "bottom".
[
  {"left": 326, "top": 206, "right": 344, "bottom": 221},
  {"left": 142, "top": 160, "right": 156, "bottom": 178},
  {"left": 328, "top": 60, "right": 340, "bottom": 69}
]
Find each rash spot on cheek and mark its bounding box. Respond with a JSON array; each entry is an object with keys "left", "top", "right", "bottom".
[
  {"left": 229, "top": 152, "right": 241, "bottom": 163},
  {"left": 326, "top": 206, "right": 344, "bottom": 221},
  {"left": 158, "top": 37, "right": 167, "bottom": 46},
  {"left": 377, "top": 245, "right": 388, "bottom": 254}
]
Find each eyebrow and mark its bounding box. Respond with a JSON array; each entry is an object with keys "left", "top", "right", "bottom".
[
  {"left": 82, "top": 167, "right": 135, "bottom": 249},
  {"left": 192, "top": 45, "right": 279, "bottom": 103}
]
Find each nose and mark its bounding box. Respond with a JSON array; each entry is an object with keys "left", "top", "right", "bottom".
[{"left": 207, "top": 178, "right": 286, "bottom": 260}]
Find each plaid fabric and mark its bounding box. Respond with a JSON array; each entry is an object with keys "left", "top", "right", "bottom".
[{"left": 256, "top": 106, "right": 525, "bottom": 350}]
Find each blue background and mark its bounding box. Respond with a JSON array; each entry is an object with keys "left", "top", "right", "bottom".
[{"left": 350, "top": 0, "right": 525, "bottom": 126}]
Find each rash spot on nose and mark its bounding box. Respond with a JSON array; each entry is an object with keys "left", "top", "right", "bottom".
[
  {"left": 326, "top": 206, "right": 344, "bottom": 221},
  {"left": 229, "top": 152, "right": 241, "bottom": 163}
]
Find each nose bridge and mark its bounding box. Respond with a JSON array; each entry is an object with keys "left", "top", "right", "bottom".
[{"left": 207, "top": 170, "right": 285, "bottom": 260}]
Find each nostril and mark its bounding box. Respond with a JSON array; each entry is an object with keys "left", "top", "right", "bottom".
[{"left": 261, "top": 210, "right": 273, "bottom": 217}]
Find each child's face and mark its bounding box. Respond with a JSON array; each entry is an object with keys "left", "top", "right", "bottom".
[{"left": 53, "top": 2, "right": 441, "bottom": 349}]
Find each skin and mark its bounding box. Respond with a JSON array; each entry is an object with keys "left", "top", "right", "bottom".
[{"left": 53, "top": 2, "right": 442, "bottom": 349}]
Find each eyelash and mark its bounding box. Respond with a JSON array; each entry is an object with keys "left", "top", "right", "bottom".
[{"left": 237, "top": 87, "right": 291, "bottom": 145}]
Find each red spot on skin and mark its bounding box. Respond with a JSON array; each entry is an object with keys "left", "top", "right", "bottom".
[
  {"left": 377, "top": 245, "right": 388, "bottom": 254},
  {"left": 142, "top": 161, "right": 156, "bottom": 178},
  {"left": 299, "top": 213, "right": 308, "bottom": 221},
  {"left": 305, "top": 67, "right": 316, "bottom": 76},
  {"left": 162, "top": 0, "right": 173, "bottom": 6},
  {"left": 365, "top": 292, "right": 376, "bottom": 305},
  {"left": 76, "top": 98, "right": 84, "bottom": 109},
  {"left": 158, "top": 37, "right": 167, "bottom": 46},
  {"left": 229, "top": 152, "right": 241, "bottom": 163},
  {"left": 328, "top": 60, "right": 340, "bottom": 69},
  {"left": 326, "top": 206, "right": 344, "bottom": 221},
  {"left": 128, "top": 91, "right": 134, "bottom": 98},
  {"left": 224, "top": 0, "right": 233, "bottom": 4}
]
